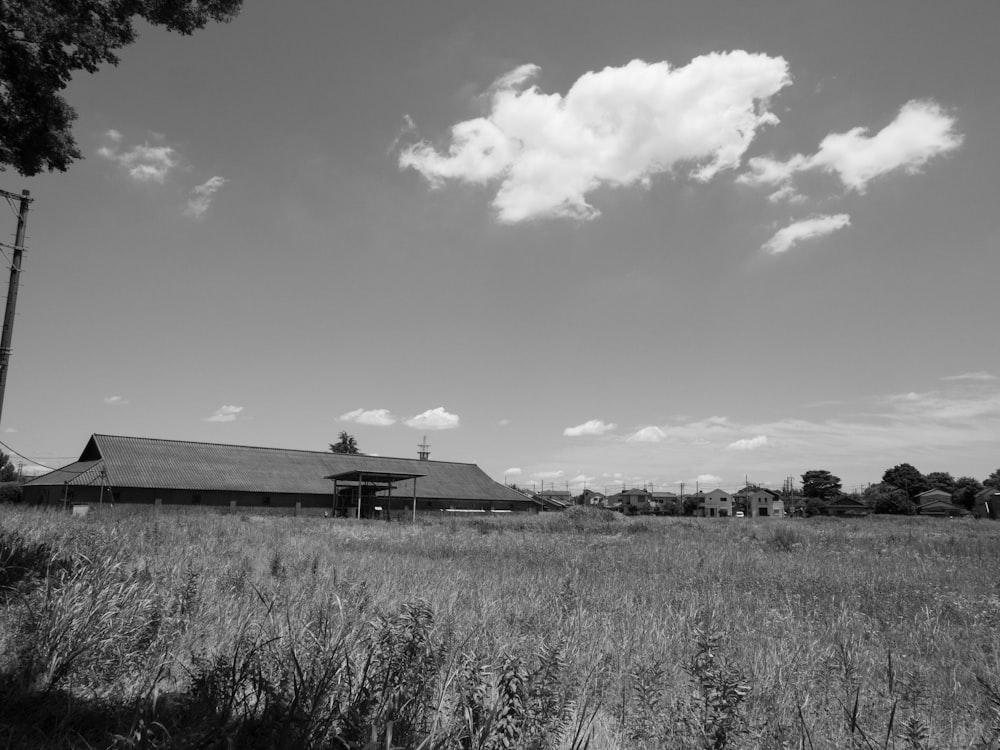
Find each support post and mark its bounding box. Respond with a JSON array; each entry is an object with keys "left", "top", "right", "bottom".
[
  {"left": 0, "top": 189, "right": 32, "bottom": 427},
  {"left": 412, "top": 478, "right": 417, "bottom": 522},
  {"left": 357, "top": 473, "right": 363, "bottom": 519}
]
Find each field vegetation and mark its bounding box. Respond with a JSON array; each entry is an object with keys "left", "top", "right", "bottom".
[{"left": 2, "top": 505, "right": 1000, "bottom": 749}]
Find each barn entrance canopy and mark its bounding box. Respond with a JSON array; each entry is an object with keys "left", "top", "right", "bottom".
[{"left": 327, "top": 469, "right": 424, "bottom": 520}]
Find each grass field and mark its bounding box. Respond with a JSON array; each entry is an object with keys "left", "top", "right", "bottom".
[{"left": 2, "top": 505, "right": 1000, "bottom": 749}]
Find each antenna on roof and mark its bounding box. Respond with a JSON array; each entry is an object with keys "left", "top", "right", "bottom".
[{"left": 417, "top": 435, "right": 430, "bottom": 461}]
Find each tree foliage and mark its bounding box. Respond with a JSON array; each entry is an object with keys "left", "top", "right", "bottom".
[
  {"left": 924, "top": 471, "right": 957, "bottom": 494},
  {"left": 0, "top": 451, "right": 17, "bottom": 482},
  {"left": 1, "top": 0, "right": 243, "bottom": 175},
  {"left": 985, "top": 468, "right": 1000, "bottom": 490},
  {"left": 881, "top": 463, "right": 928, "bottom": 500},
  {"left": 953, "top": 476, "right": 983, "bottom": 510},
  {"left": 330, "top": 431, "right": 359, "bottom": 455},
  {"left": 864, "top": 482, "right": 913, "bottom": 515},
  {"left": 800, "top": 470, "right": 841, "bottom": 500}
]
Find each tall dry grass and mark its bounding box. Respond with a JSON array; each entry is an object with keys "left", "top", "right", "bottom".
[{"left": 1, "top": 504, "right": 1000, "bottom": 748}]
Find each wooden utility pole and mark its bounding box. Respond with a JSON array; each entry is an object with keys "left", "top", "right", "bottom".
[{"left": 0, "top": 189, "right": 32, "bottom": 428}]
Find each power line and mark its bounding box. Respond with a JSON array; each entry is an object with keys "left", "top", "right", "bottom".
[{"left": 0, "top": 438, "right": 59, "bottom": 472}]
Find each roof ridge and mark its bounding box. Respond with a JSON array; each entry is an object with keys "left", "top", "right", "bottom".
[{"left": 91, "top": 434, "right": 478, "bottom": 466}]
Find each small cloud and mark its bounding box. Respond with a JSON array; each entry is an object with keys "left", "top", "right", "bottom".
[
  {"left": 3, "top": 427, "right": 16, "bottom": 434},
  {"left": 762, "top": 214, "right": 851, "bottom": 255},
  {"left": 941, "top": 372, "right": 996, "bottom": 382},
  {"left": 532, "top": 470, "right": 565, "bottom": 480},
  {"left": 740, "top": 99, "right": 962, "bottom": 194},
  {"left": 340, "top": 408, "right": 396, "bottom": 426},
  {"left": 696, "top": 474, "right": 723, "bottom": 485},
  {"left": 103, "top": 395, "right": 128, "bottom": 406},
  {"left": 727, "top": 434, "right": 768, "bottom": 450},
  {"left": 404, "top": 407, "right": 460, "bottom": 430},
  {"left": 627, "top": 426, "right": 667, "bottom": 443},
  {"left": 204, "top": 404, "right": 243, "bottom": 423},
  {"left": 563, "top": 419, "right": 616, "bottom": 437},
  {"left": 504, "top": 467, "right": 522, "bottom": 476},
  {"left": 98, "top": 131, "right": 178, "bottom": 183},
  {"left": 497, "top": 418, "right": 512, "bottom": 426},
  {"left": 184, "top": 176, "right": 228, "bottom": 218}
]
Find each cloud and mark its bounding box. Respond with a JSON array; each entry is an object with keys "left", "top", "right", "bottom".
[
  {"left": 204, "top": 405, "right": 243, "bottom": 423},
  {"left": 532, "top": 470, "right": 565, "bottom": 480},
  {"left": 695, "top": 474, "right": 724, "bottom": 486},
  {"left": 400, "top": 51, "right": 790, "bottom": 222},
  {"left": 563, "top": 419, "right": 616, "bottom": 437},
  {"left": 627, "top": 426, "right": 667, "bottom": 443},
  {"left": 404, "top": 407, "right": 460, "bottom": 430},
  {"left": 98, "top": 131, "right": 178, "bottom": 183},
  {"left": 498, "top": 418, "right": 512, "bottom": 426},
  {"left": 340, "top": 408, "right": 397, "bottom": 426},
  {"left": 504, "top": 467, "right": 522, "bottom": 477},
  {"left": 740, "top": 99, "right": 962, "bottom": 194},
  {"left": 941, "top": 372, "right": 996, "bottom": 382},
  {"left": 103, "top": 395, "right": 128, "bottom": 406},
  {"left": 184, "top": 176, "right": 228, "bottom": 219},
  {"left": 762, "top": 214, "right": 851, "bottom": 255},
  {"left": 728, "top": 435, "right": 769, "bottom": 450}
]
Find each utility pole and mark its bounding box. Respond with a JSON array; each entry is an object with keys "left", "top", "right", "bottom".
[{"left": 0, "top": 189, "right": 32, "bottom": 428}]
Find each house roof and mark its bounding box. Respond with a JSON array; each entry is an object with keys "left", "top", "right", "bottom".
[{"left": 26, "top": 434, "right": 535, "bottom": 506}]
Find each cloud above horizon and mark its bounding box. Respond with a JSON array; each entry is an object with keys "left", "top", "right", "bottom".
[
  {"left": 563, "top": 419, "right": 617, "bottom": 437},
  {"left": 728, "top": 435, "right": 769, "bottom": 450},
  {"left": 762, "top": 214, "right": 851, "bottom": 254},
  {"left": 340, "top": 408, "right": 396, "bottom": 426},
  {"left": 98, "top": 130, "right": 178, "bottom": 183},
  {"left": 740, "top": 99, "right": 962, "bottom": 197},
  {"left": 404, "top": 407, "right": 460, "bottom": 430},
  {"left": 103, "top": 395, "right": 128, "bottom": 406},
  {"left": 184, "top": 176, "right": 228, "bottom": 219},
  {"left": 204, "top": 404, "right": 243, "bottom": 423},
  {"left": 400, "top": 52, "right": 790, "bottom": 222}
]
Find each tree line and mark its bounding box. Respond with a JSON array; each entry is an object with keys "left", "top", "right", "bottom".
[{"left": 798, "top": 465, "right": 1000, "bottom": 515}]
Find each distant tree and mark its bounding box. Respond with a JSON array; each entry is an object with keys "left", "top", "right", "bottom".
[
  {"left": 924, "top": 471, "right": 957, "bottom": 494},
  {"left": 953, "top": 476, "right": 983, "bottom": 511},
  {"left": 0, "top": 484, "right": 21, "bottom": 503},
  {"left": 1, "top": 0, "right": 243, "bottom": 176},
  {"left": 0, "top": 451, "right": 17, "bottom": 482},
  {"left": 864, "top": 483, "right": 913, "bottom": 515},
  {"left": 881, "top": 463, "right": 928, "bottom": 501},
  {"left": 330, "top": 431, "right": 359, "bottom": 455},
  {"left": 800, "top": 470, "right": 842, "bottom": 501},
  {"left": 984, "top": 468, "right": 1000, "bottom": 490}
]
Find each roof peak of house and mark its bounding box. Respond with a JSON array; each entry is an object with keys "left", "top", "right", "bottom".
[{"left": 88, "top": 433, "right": 477, "bottom": 467}]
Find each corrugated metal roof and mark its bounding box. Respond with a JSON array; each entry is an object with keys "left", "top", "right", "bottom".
[{"left": 26, "top": 434, "right": 536, "bottom": 505}]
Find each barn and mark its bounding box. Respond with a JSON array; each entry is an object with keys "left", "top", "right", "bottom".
[{"left": 22, "top": 434, "right": 539, "bottom": 516}]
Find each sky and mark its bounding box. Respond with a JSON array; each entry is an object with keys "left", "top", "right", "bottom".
[{"left": 2, "top": 0, "right": 999, "bottom": 493}]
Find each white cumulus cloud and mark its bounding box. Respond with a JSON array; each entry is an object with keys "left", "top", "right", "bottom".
[
  {"left": 98, "top": 131, "right": 178, "bottom": 183},
  {"left": 762, "top": 214, "right": 851, "bottom": 255},
  {"left": 941, "top": 372, "right": 996, "bottom": 382},
  {"left": 728, "top": 435, "right": 769, "bottom": 450},
  {"left": 563, "top": 419, "right": 616, "bottom": 437},
  {"left": 400, "top": 51, "right": 790, "bottom": 223},
  {"left": 404, "top": 407, "right": 460, "bottom": 430},
  {"left": 184, "top": 176, "right": 228, "bottom": 219},
  {"left": 204, "top": 405, "right": 243, "bottom": 423},
  {"left": 627, "top": 426, "right": 667, "bottom": 443},
  {"left": 103, "top": 395, "right": 128, "bottom": 406},
  {"left": 504, "top": 467, "right": 522, "bottom": 477},
  {"left": 741, "top": 99, "right": 962, "bottom": 194},
  {"left": 340, "top": 408, "right": 397, "bottom": 426}
]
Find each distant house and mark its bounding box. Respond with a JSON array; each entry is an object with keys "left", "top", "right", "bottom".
[
  {"left": 824, "top": 497, "right": 872, "bottom": 517},
  {"left": 576, "top": 488, "right": 607, "bottom": 507},
  {"left": 746, "top": 489, "right": 784, "bottom": 518},
  {"left": 618, "top": 488, "right": 652, "bottom": 515},
  {"left": 973, "top": 488, "right": 1000, "bottom": 519},
  {"left": 700, "top": 489, "right": 733, "bottom": 518},
  {"left": 915, "top": 488, "right": 967, "bottom": 517},
  {"left": 649, "top": 491, "right": 679, "bottom": 515},
  {"left": 534, "top": 489, "right": 572, "bottom": 511}
]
